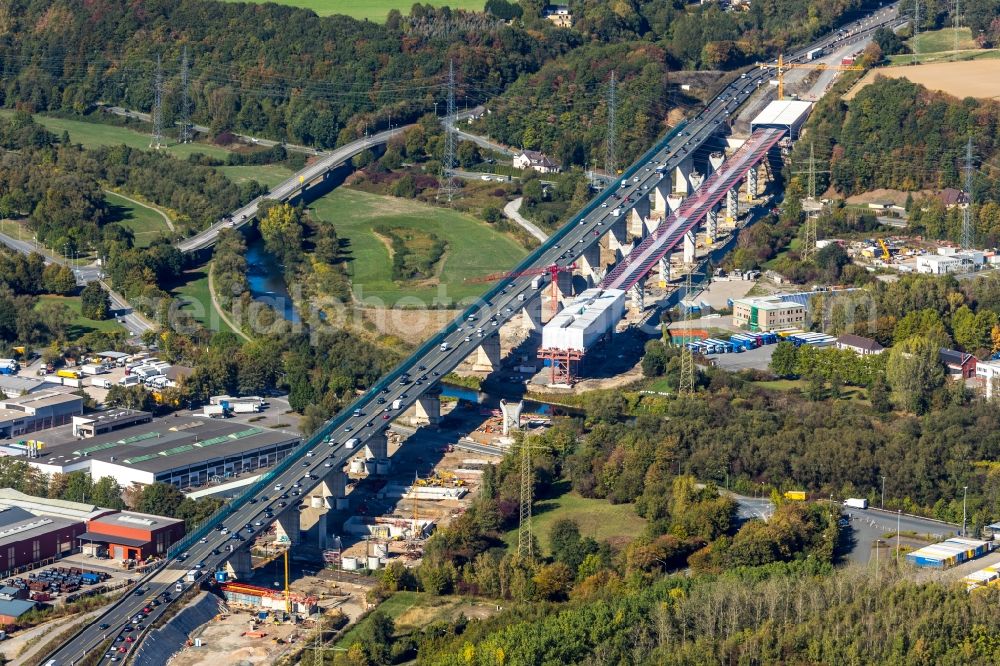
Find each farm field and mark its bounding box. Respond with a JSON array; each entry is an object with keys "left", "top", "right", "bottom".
[
  {"left": 308, "top": 188, "right": 527, "bottom": 306},
  {"left": 0, "top": 110, "right": 233, "bottom": 160},
  {"left": 848, "top": 59, "right": 1000, "bottom": 100},
  {"left": 502, "top": 481, "right": 647, "bottom": 554},
  {"left": 104, "top": 192, "right": 173, "bottom": 247},
  {"left": 906, "top": 27, "right": 977, "bottom": 55},
  {"left": 34, "top": 295, "right": 124, "bottom": 337},
  {"left": 221, "top": 0, "right": 483, "bottom": 22}
]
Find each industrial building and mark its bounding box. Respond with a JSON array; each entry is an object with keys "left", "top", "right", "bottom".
[
  {"left": 79, "top": 511, "right": 185, "bottom": 560},
  {"left": 71, "top": 410, "right": 153, "bottom": 438},
  {"left": 0, "top": 598, "right": 38, "bottom": 625},
  {"left": 836, "top": 334, "right": 884, "bottom": 355},
  {"left": 0, "top": 516, "right": 87, "bottom": 576},
  {"left": 732, "top": 296, "right": 806, "bottom": 331},
  {"left": 905, "top": 537, "right": 993, "bottom": 569},
  {"left": 0, "top": 375, "right": 60, "bottom": 398},
  {"left": 25, "top": 418, "right": 300, "bottom": 488},
  {"left": 0, "top": 389, "right": 83, "bottom": 440},
  {"left": 0, "top": 490, "right": 110, "bottom": 524},
  {"left": 750, "top": 100, "right": 813, "bottom": 140},
  {"left": 975, "top": 360, "right": 1000, "bottom": 399}
]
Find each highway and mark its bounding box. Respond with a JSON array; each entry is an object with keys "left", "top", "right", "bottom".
[{"left": 43, "top": 5, "right": 908, "bottom": 664}]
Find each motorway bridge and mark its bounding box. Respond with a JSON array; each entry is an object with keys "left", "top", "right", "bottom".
[{"left": 44, "top": 4, "right": 907, "bottom": 663}]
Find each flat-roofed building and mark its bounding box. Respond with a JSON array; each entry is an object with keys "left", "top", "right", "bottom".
[
  {"left": 80, "top": 511, "right": 184, "bottom": 561},
  {"left": 0, "top": 516, "right": 86, "bottom": 575},
  {"left": 732, "top": 296, "right": 806, "bottom": 331},
  {"left": 0, "top": 389, "right": 83, "bottom": 440},
  {"left": 71, "top": 410, "right": 152, "bottom": 438}
]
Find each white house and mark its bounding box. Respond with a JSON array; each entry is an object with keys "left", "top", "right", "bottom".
[
  {"left": 976, "top": 360, "right": 1000, "bottom": 399},
  {"left": 513, "top": 150, "right": 561, "bottom": 174},
  {"left": 835, "top": 334, "right": 884, "bottom": 355}
]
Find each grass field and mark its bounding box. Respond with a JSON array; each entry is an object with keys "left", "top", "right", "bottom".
[
  {"left": 169, "top": 266, "right": 237, "bottom": 335},
  {"left": 222, "top": 0, "right": 483, "bottom": 22},
  {"left": 335, "top": 592, "right": 494, "bottom": 647},
  {"left": 335, "top": 591, "right": 422, "bottom": 648},
  {"left": 104, "top": 192, "right": 172, "bottom": 247},
  {"left": 218, "top": 164, "right": 295, "bottom": 189},
  {"left": 0, "top": 110, "right": 232, "bottom": 160},
  {"left": 34, "top": 295, "right": 124, "bottom": 337},
  {"left": 503, "top": 481, "right": 647, "bottom": 554},
  {"left": 907, "top": 27, "right": 977, "bottom": 55},
  {"left": 308, "top": 188, "right": 527, "bottom": 306}
]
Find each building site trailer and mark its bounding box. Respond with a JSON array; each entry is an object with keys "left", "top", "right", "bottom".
[{"left": 906, "top": 538, "right": 993, "bottom": 569}]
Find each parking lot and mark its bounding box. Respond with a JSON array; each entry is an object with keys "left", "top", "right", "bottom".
[{"left": 704, "top": 343, "right": 776, "bottom": 371}]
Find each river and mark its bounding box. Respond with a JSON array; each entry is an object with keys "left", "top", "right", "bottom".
[{"left": 245, "top": 235, "right": 300, "bottom": 323}]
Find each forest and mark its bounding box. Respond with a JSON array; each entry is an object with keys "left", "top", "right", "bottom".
[{"left": 0, "top": 0, "right": 580, "bottom": 148}]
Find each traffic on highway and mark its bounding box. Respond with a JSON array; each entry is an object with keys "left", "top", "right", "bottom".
[{"left": 43, "top": 4, "right": 907, "bottom": 664}]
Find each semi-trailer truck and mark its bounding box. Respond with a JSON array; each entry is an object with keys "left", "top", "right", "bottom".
[{"left": 844, "top": 498, "right": 868, "bottom": 509}]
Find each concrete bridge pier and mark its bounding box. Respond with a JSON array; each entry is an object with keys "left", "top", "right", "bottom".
[
  {"left": 652, "top": 183, "right": 670, "bottom": 216},
  {"left": 629, "top": 277, "right": 646, "bottom": 313},
  {"left": 365, "top": 432, "right": 389, "bottom": 462},
  {"left": 607, "top": 217, "right": 629, "bottom": 256},
  {"left": 658, "top": 256, "right": 670, "bottom": 288},
  {"left": 726, "top": 188, "right": 739, "bottom": 224},
  {"left": 683, "top": 230, "right": 696, "bottom": 264},
  {"left": 223, "top": 546, "right": 253, "bottom": 580},
  {"left": 746, "top": 166, "right": 759, "bottom": 202},
  {"left": 628, "top": 198, "right": 650, "bottom": 238},
  {"left": 688, "top": 170, "right": 705, "bottom": 192},
  {"left": 473, "top": 334, "right": 502, "bottom": 372},
  {"left": 706, "top": 207, "right": 719, "bottom": 245},
  {"left": 667, "top": 194, "right": 684, "bottom": 213},
  {"left": 673, "top": 157, "right": 694, "bottom": 195},
  {"left": 274, "top": 511, "right": 300, "bottom": 546},
  {"left": 709, "top": 151, "right": 725, "bottom": 175},
  {"left": 413, "top": 386, "right": 443, "bottom": 426},
  {"left": 519, "top": 294, "right": 543, "bottom": 332},
  {"left": 577, "top": 242, "right": 602, "bottom": 285}
]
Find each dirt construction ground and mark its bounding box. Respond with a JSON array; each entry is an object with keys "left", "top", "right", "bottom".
[{"left": 845, "top": 60, "right": 1000, "bottom": 101}]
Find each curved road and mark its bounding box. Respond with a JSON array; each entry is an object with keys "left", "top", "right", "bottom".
[{"left": 44, "top": 4, "right": 907, "bottom": 664}]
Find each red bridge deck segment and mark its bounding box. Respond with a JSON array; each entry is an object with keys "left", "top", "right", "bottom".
[{"left": 600, "top": 128, "right": 786, "bottom": 292}]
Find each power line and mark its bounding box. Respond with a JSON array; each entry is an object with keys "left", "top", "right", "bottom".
[
  {"left": 517, "top": 437, "right": 533, "bottom": 563},
  {"left": 150, "top": 53, "right": 163, "bottom": 150},
  {"left": 179, "top": 46, "right": 191, "bottom": 143},
  {"left": 962, "top": 136, "right": 974, "bottom": 249},
  {"left": 604, "top": 70, "right": 618, "bottom": 178}
]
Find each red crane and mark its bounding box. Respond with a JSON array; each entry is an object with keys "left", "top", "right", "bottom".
[{"left": 466, "top": 263, "right": 576, "bottom": 316}]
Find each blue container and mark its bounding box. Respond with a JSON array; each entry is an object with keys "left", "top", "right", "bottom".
[{"left": 215, "top": 570, "right": 228, "bottom": 583}]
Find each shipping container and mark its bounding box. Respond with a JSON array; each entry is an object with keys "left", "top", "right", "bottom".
[{"left": 783, "top": 491, "right": 807, "bottom": 501}]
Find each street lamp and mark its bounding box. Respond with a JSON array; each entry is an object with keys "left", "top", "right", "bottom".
[
  {"left": 895, "top": 509, "right": 901, "bottom": 560},
  {"left": 962, "top": 485, "right": 968, "bottom": 537},
  {"left": 881, "top": 475, "right": 886, "bottom": 509}
]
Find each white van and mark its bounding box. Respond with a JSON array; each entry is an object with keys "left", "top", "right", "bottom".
[
  {"left": 345, "top": 438, "right": 359, "bottom": 449},
  {"left": 119, "top": 375, "right": 141, "bottom": 387},
  {"left": 91, "top": 378, "right": 113, "bottom": 389}
]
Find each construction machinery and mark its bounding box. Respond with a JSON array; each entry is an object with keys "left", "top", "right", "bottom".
[
  {"left": 878, "top": 238, "right": 892, "bottom": 262},
  {"left": 763, "top": 53, "right": 863, "bottom": 100},
  {"left": 466, "top": 263, "right": 577, "bottom": 316}
]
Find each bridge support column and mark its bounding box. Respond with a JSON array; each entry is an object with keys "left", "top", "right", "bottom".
[
  {"left": 413, "top": 387, "right": 442, "bottom": 426},
  {"left": 224, "top": 546, "right": 252, "bottom": 580},
  {"left": 577, "top": 243, "right": 602, "bottom": 285},
  {"left": 688, "top": 171, "right": 704, "bottom": 192},
  {"left": 364, "top": 432, "right": 388, "bottom": 462},
  {"left": 318, "top": 468, "right": 347, "bottom": 505},
  {"left": 652, "top": 183, "right": 669, "bottom": 216},
  {"left": 726, "top": 188, "right": 739, "bottom": 224},
  {"left": 607, "top": 218, "right": 629, "bottom": 255},
  {"left": 658, "top": 256, "right": 671, "bottom": 287},
  {"left": 499, "top": 399, "right": 523, "bottom": 435},
  {"left": 555, "top": 270, "right": 573, "bottom": 299},
  {"left": 674, "top": 157, "right": 693, "bottom": 195},
  {"left": 746, "top": 166, "right": 759, "bottom": 202},
  {"left": 629, "top": 278, "right": 646, "bottom": 313},
  {"left": 667, "top": 194, "right": 684, "bottom": 213},
  {"left": 683, "top": 230, "right": 696, "bottom": 264},
  {"left": 519, "top": 294, "right": 543, "bottom": 332},
  {"left": 274, "top": 511, "right": 300, "bottom": 546},
  {"left": 473, "top": 334, "right": 502, "bottom": 372},
  {"left": 709, "top": 151, "right": 725, "bottom": 175},
  {"left": 706, "top": 207, "right": 719, "bottom": 245}
]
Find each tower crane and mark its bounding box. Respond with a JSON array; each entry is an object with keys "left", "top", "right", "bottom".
[
  {"left": 466, "top": 263, "right": 577, "bottom": 316},
  {"left": 761, "top": 53, "right": 863, "bottom": 101}
]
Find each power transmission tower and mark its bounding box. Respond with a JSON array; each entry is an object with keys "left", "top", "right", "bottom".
[
  {"left": 954, "top": 0, "right": 960, "bottom": 52},
  {"left": 516, "top": 437, "right": 534, "bottom": 563},
  {"left": 962, "top": 136, "right": 974, "bottom": 249},
  {"left": 677, "top": 271, "right": 696, "bottom": 397},
  {"left": 913, "top": 0, "right": 920, "bottom": 63},
  {"left": 179, "top": 46, "right": 191, "bottom": 143},
  {"left": 604, "top": 70, "right": 618, "bottom": 179},
  {"left": 150, "top": 54, "right": 164, "bottom": 149},
  {"left": 438, "top": 60, "right": 459, "bottom": 203},
  {"left": 792, "top": 143, "right": 829, "bottom": 260}
]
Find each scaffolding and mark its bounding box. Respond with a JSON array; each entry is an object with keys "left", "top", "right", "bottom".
[{"left": 536, "top": 347, "right": 583, "bottom": 385}]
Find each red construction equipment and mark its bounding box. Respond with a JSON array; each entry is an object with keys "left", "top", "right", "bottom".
[{"left": 466, "top": 263, "right": 576, "bottom": 317}]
